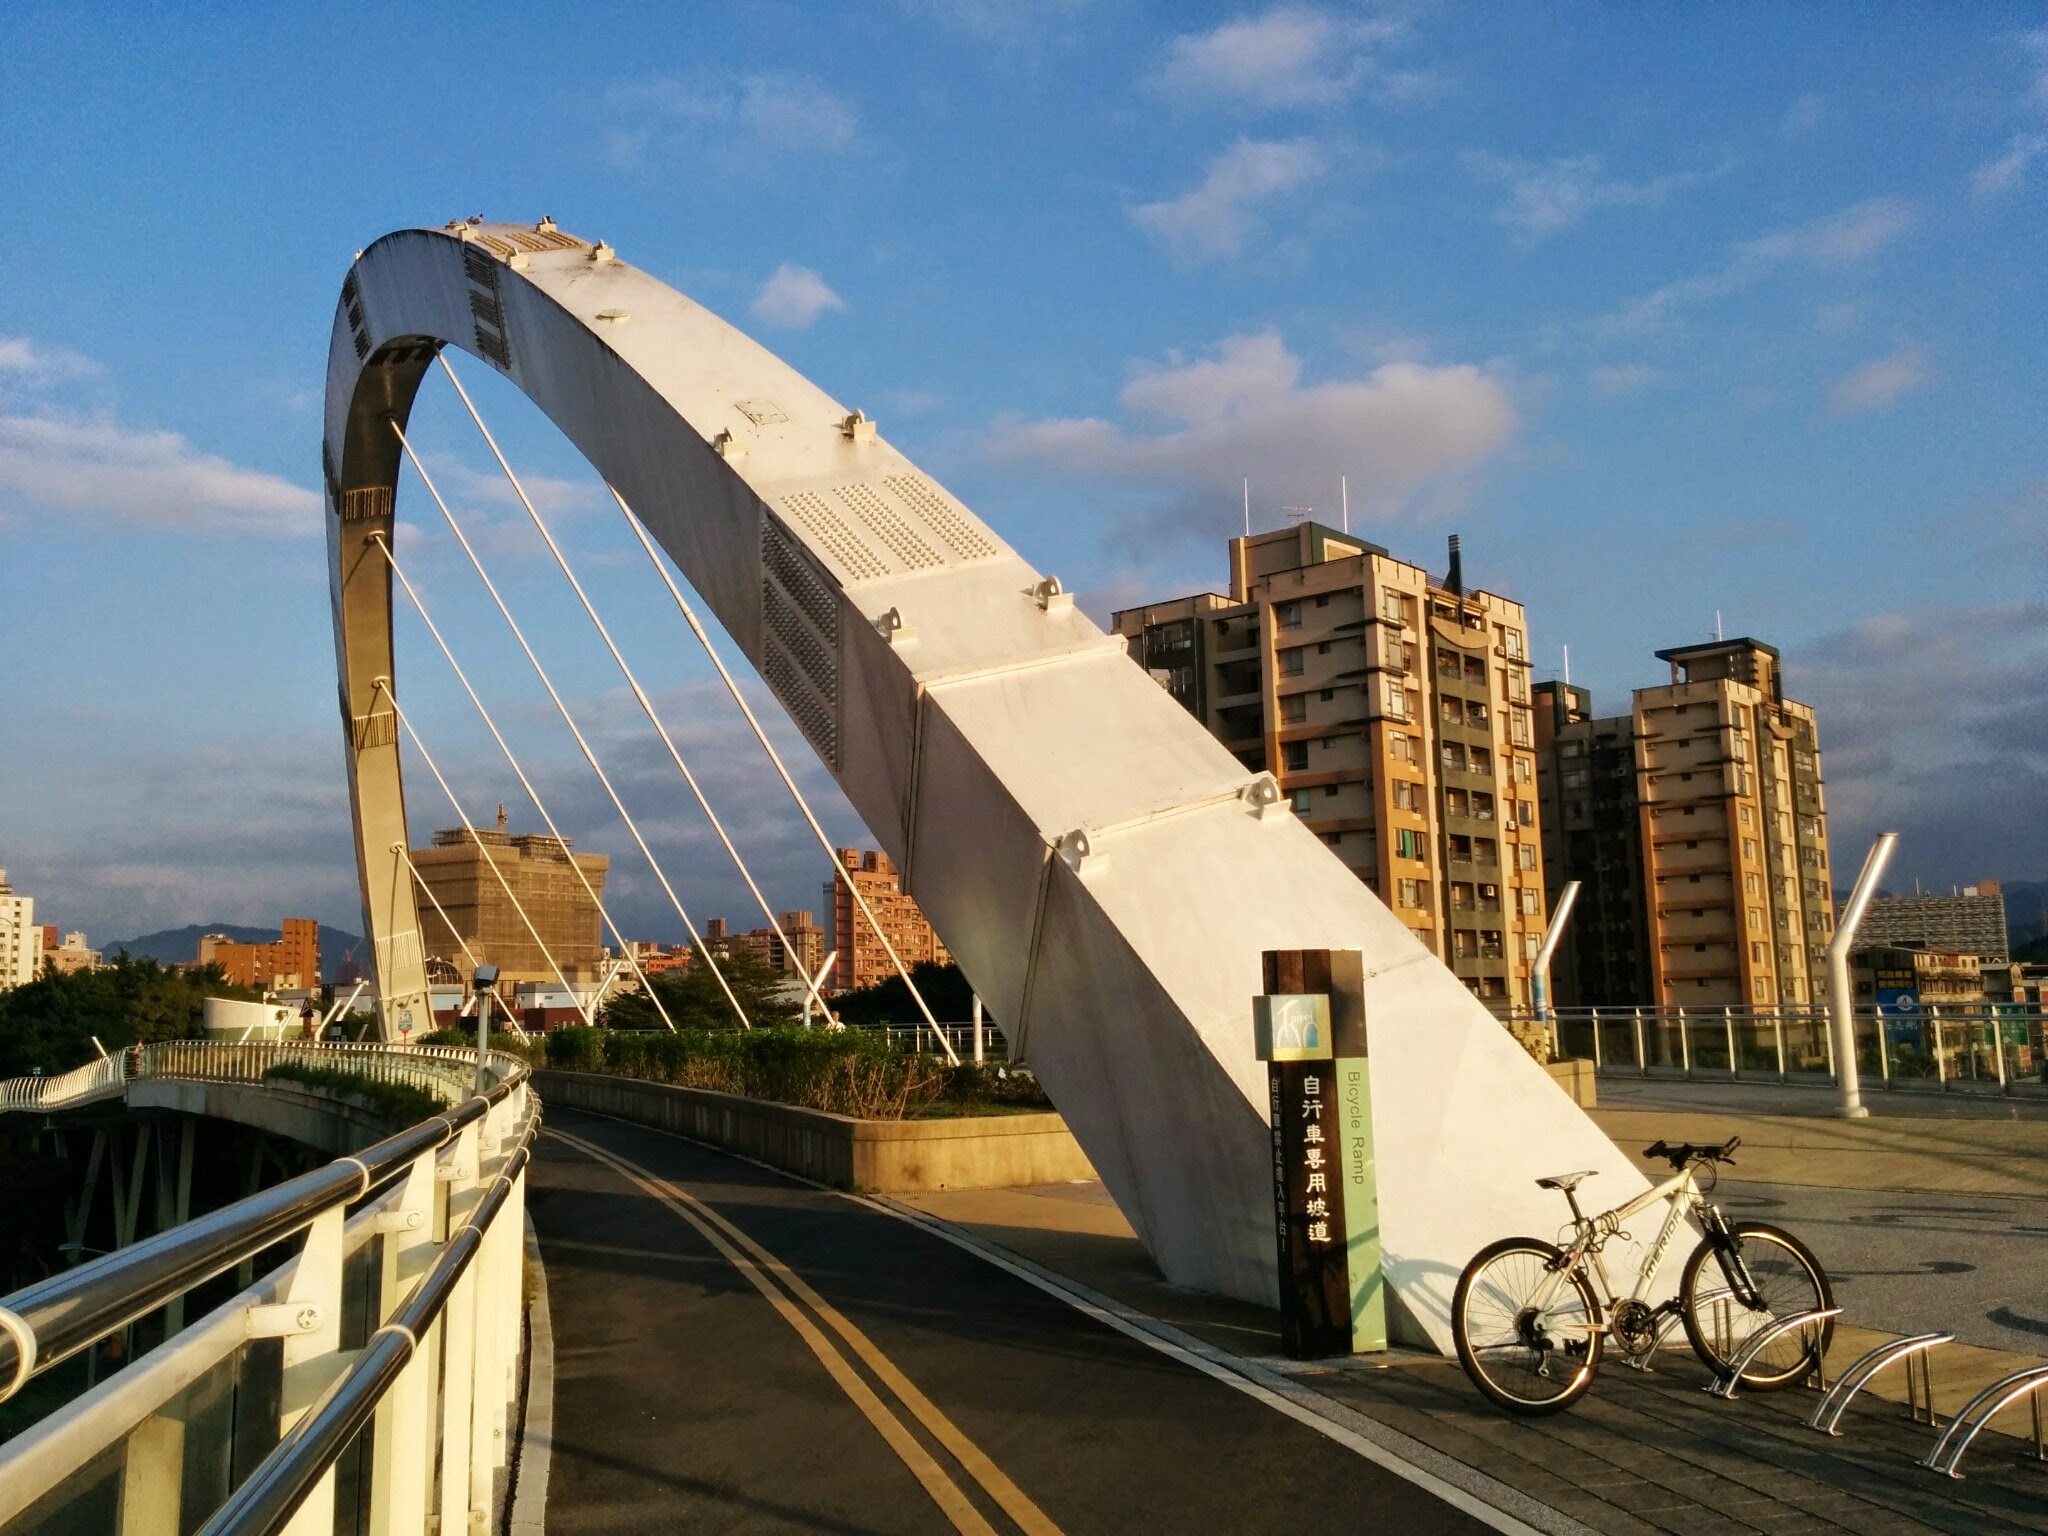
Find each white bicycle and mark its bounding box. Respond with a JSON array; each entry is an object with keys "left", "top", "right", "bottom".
[{"left": 1451, "top": 1137, "right": 1833, "bottom": 1415}]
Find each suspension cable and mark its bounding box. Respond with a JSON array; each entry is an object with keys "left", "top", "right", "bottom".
[
  {"left": 372, "top": 532, "right": 679, "bottom": 1033},
  {"left": 608, "top": 484, "right": 960, "bottom": 1063},
  {"left": 389, "top": 419, "right": 751, "bottom": 1031},
  {"left": 434, "top": 357, "right": 838, "bottom": 1033},
  {"left": 390, "top": 841, "right": 532, "bottom": 1041},
  {"left": 369, "top": 680, "right": 593, "bottom": 1026}
]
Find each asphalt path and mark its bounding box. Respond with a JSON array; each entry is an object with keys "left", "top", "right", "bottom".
[
  {"left": 1716, "top": 1179, "right": 2048, "bottom": 1354},
  {"left": 529, "top": 1106, "right": 1504, "bottom": 1536}
]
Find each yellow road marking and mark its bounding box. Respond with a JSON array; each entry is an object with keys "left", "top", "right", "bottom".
[{"left": 545, "top": 1128, "right": 1003, "bottom": 1536}]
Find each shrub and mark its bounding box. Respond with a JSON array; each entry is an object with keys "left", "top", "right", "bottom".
[{"left": 262, "top": 1063, "right": 443, "bottom": 1128}]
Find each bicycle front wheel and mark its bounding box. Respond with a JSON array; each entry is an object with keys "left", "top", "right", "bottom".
[
  {"left": 1679, "top": 1222, "right": 1833, "bottom": 1389},
  {"left": 1453, "top": 1237, "right": 1603, "bottom": 1415}
]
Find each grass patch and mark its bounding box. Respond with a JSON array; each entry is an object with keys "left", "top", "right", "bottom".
[{"left": 263, "top": 1063, "right": 444, "bottom": 1127}]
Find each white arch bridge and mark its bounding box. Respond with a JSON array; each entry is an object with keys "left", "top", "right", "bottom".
[{"left": 325, "top": 218, "right": 1640, "bottom": 1329}]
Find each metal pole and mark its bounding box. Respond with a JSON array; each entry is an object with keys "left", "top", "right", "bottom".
[
  {"left": 1774, "top": 1012, "right": 1786, "bottom": 1079},
  {"left": 1724, "top": 1006, "right": 1737, "bottom": 1077},
  {"left": 1825, "top": 831, "right": 1898, "bottom": 1119},
  {"left": 1934, "top": 1007, "right": 1947, "bottom": 1088},
  {"left": 1994, "top": 1010, "right": 2009, "bottom": 1092},
  {"left": 1679, "top": 1006, "right": 1692, "bottom": 1078},
  {"left": 475, "top": 986, "right": 489, "bottom": 1098},
  {"left": 972, "top": 994, "right": 985, "bottom": 1066},
  {"left": 1633, "top": 1008, "right": 1646, "bottom": 1077},
  {"left": 1590, "top": 1008, "right": 1603, "bottom": 1072},
  {"left": 1529, "top": 880, "right": 1580, "bottom": 1061}
]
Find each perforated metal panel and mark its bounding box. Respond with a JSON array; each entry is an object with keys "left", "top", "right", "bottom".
[
  {"left": 781, "top": 491, "right": 888, "bottom": 584},
  {"left": 759, "top": 516, "right": 841, "bottom": 767}
]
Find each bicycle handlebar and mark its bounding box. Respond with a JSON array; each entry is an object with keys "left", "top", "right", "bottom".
[{"left": 1642, "top": 1136, "right": 1739, "bottom": 1171}]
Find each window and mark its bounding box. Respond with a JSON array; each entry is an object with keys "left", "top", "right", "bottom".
[
  {"left": 1440, "top": 698, "right": 1464, "bottom": 726},
  {"left": 1518, "top": 799, "right": 1534, "bottom": 823},
  {"left": 1510, "top": 710, "right": 1532, "bottom": 747},
  {"left": 1503, "top": 628, "right": 1523, "bottom": 658},
  {"left": 1739, "top": 805, "right": 1754, "bottom": 827},
  {"left": 1440, "top": 743, "right": 1466, "bottom": 772},
  {"left": 1393, "top": 778, "right": 1420, "bottom": 810},
  {"left": 1280, "top": 648, "right": 1304, "bottom": 677},
  {"left": 1561, "top": 768, "right": 1589, "bottom": 789},
  {"left": 1385, "top": 682, "right": 1407, "bottom": 719},
  {"left": 1279, "top": 694, "right": 1307, "bottom": 724},
  {"left": 1745, "top": 872, "right": 1760, "bottom": 896},
  {"left": 1282, "top": 740, "right": 1309, "bottom": 771},
  {"left": 1516, "top": 844, "right": 1537, "bottom": 871},
  {"left": 1324, "top": 782, "right": 1340, "bottom": 797},
  {"left": 1388, "top": 731, "right": 1414, "bottom": 762},
  {"left": 1291, "top": 789, "right": 1314, "bottom": 813},
  {"left": 1751, "top": 942, "right": 1766, "bottom": 962},
  {"left": 1275, "top": 601, "right": 1302, "bottom": 629},
  {"left": 1321, "top": 831, "right": 1341, "bottom": 846},
  {"left": 1382, "top": 587, "right": 1404, "bottom": 622},
  {"left": 1397, "top": 878, "right": 1424, "bottom": 907},
  {"left": 1314, "top": 593, "right": 1329, "bottom": 607},
  {"left": 1317, "top": 641, "right": 1332, "bottom": 655},
  {"left": 1395, "top": 828, "right": 1427, "bottom": 861},
  {"left": 1472, "top": 747, "right": 1494, "bottom": 775},
  {"left": 1742, "top": 838, "right": 1759, "bottom": 860},
  {"left": 1523, "top": 933, "right": 1541, "bottom": 960},
  {"left": 1519, "top": 887, "right": 1541, "bottom": 916},
  {"left": 1320, "top": 688, "right": 1335, "bottom": 701},
  {"left": 1747, "top": 907, "right": 1763, "bottom": 931},
  {"left": 1510, "top": 754, "right": 1530, "bottom": 783}
]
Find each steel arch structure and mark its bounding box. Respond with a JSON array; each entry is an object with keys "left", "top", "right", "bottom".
[{"left": 323, "top": 220, "right": 1649, "bottom": 1342}]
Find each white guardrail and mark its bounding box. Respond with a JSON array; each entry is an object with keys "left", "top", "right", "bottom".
[
  {"left": 1511, "top": 1004, "right": 2048, "bottom": 1096},
  {"left": 0, "top": 1041, "right": 537, "bottom": 1536}
]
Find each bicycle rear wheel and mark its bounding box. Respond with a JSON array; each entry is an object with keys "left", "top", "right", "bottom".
[
  {"left": 1452, "top": 1237, "right": 1603, "bottom": 1415},
  {"left": 1679, "top": 1222, "right": 1833, "bottom": 1389}
]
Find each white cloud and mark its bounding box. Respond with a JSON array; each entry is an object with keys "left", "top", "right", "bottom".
[
  {"left": 1465, "top": 152, "right": 1720, "bottom": 244},
  {"left": 1152, "top": 7, "right": 1419, "bottom": 110},
  {"left": 0, "top": 413, "right": 319, "bottom": 536},
  {"left": 750, "top": 264, "right": 846, "bottom": 329},
  {"left": 1825, "top": 347, "right": 1926, "bottom": 417},
  {"left": 988, "top": 331, "right": 1516, "bottom": 538},
  {"left": 603, "top": 72, "right": 857, "bottom": 164},
  {"left": 1131, "top": 139, "right": 1324, "bottom": 262},
  {"left": 1593, "top": 197, "right": 1918, "bottom": 339},
  {"left": 0, "top": 336, "right": 98, "bottom": 383},
  {"left": 1813, "top": 303, "right": 1863, "bottom": 337},
  {"left": 1971, "top": 132, "right": 2048, "bottom": 196}
]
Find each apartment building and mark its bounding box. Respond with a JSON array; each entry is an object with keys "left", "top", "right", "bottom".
[
  {"left": 1112, "top": 524, "right": 1549, "bottom": 1013},
  {"left": 825, "top": 849, "right": 951, "bottom": 994},
  {"left": 1859, "top": 882, "right": 2009, "bottom": 963},
  {"left": 410, "top": 827, "right": 610, "bottom": 984},
  {"left": 1533, "top": 682, "right": 1652, "bottom": 1006},
  {"left": 698, "top": 911, "right": 828, "bottom": 982},
  {"left": 0, "top": 871, "right": 36, "bottom": 991},
  {"left": 197, "top": 919, "right": 321, "bottom": 990},
  {"left": 1535, "top": 638, "right": 1835, "bottom": 1008}
]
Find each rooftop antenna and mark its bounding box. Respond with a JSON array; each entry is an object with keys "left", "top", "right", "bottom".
[
  {"left": 1242, "top": 478, "right": 1250, "bottom": 537},
  {"left": 1282, "top": 505, "right": 1313, "bottom": 525},
  {"left": 1715, "top": 610, "right": 1724, "bottom": 642},
  {"left": 1562, "top": 644, "right": 1571, "bottom": 686},
  {"left": 1341, "top": 474, "right": 1350, "bottom": 534}
]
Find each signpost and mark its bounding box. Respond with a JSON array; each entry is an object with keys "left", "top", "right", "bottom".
[{"left": 1256, "top": 949, "right": 1386, "bottom": 1359}]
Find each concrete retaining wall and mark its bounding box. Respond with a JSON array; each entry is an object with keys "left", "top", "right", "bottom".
[{"left": 532, "top": 1071, "right": 1097, "bottom": 1192}]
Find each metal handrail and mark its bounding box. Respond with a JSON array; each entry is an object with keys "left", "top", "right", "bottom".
[
  {"left": 0, "top": 1049, "right": 527, "bottom": 1401},
  {"left": 196, "top": 1105, "right": 540, "bottom": 1536},
  {"left": 1922, "top": 1363, "right": 2048, "bottom": 1478},
  {"left": 1809, "top": 1332, "right": 1953, "bottom": 1435},
  {"left": 1704, "top": 1306, "right": 1841, "bottom": 1399}
]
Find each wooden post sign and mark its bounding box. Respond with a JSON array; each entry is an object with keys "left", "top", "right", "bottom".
[{"left": 1255, "top": 949, "right": 1387, "bottom": 1359}]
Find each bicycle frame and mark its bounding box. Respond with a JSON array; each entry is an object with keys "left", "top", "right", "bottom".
[{"left": 1523, "top": 1161, "right": 1753, "bottom": 1339}]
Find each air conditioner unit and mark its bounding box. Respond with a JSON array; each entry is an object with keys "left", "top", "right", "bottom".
[
  {"left": 1482, "top": 884, "right": 1498, "bottom": 899},
  {"left": 1503, "top": 818, "right": 1518, "bottom": 830}
]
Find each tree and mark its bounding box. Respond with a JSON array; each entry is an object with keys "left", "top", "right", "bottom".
[
  {"left": 0, "top": 957, "right": 261, "bottom": 1077},
  {"left": 601, "top": 949, "right": 801, "bottom": 1031},
  {"left": 825, "top": 961, "right": 978, "bottom": 1027}
]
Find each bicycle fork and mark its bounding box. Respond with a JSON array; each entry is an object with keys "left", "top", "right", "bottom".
[{"left": 1699, "top": 1207, "right": 1766, "bottom": 1310}]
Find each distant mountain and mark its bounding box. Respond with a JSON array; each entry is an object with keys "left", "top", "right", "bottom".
[{"left": 101, "top": 923, "right": 366, "bottom": 984}]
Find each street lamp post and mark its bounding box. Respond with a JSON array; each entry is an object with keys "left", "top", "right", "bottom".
[
  {"left": 471, "top": 964, "right": 499, "bottom": 1097},
  {"left": 1826, "top": 833, "right": 1898, "bottom": 1120}
]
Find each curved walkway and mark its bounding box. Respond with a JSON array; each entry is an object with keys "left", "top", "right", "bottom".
[{"left": 530, "top": 1106, "right": 1513, "bottom": 1535}]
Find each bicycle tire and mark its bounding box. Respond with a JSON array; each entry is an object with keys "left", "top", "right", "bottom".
[
  {"left": 1679, "top": 1221, "right": 1833, "bottom": 1389},
  {"left": 1452, "top": 1236, "right": 1604, "bottom": 1415}
]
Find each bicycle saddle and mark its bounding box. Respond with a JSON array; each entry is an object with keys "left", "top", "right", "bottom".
[{"left": 1535, "top": 1170, "right": 1597, "bottom": 1192}]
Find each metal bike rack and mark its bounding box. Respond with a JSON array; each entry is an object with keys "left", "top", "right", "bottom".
[
  {"left": 1921, "top": 1363, "right": 2048, "bottom": 1479},
  {"left": 1809, "top": 1332, "right": 1953, "bottom": 1436},
  {"left": 1704, "top": 1306, "right": 1841, "bottom": 1399}
]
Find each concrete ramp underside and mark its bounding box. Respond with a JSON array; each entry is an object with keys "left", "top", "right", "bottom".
[{"left": 325, "top": 222, "right": 1657, "bottom": 1352}]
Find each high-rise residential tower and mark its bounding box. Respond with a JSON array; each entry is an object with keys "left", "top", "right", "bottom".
[
  {"left": 409, "top": 827, "right": 610, "bottom": 984},
  {"left": 1112, "top": 525, "right": 1549, "bottom": 1017},
  {"left": 1535, "top": 638, "right": 1835, "bottom": 1008}
]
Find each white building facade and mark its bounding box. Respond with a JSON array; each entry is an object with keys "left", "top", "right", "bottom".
[{"left": 0, "top": 870, "right": 38, "bottom": 990}]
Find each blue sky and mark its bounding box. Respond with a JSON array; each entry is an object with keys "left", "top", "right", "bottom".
[{"left": 2, "top": 3, "right": 2044, "bottom": 952}]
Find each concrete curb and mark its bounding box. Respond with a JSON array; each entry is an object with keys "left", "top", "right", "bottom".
[{"left": 506, "top": 1210, "right": 554, "bottom": 1536}]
